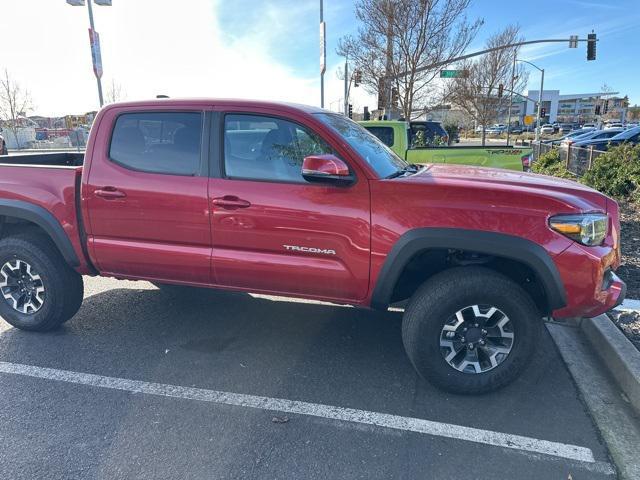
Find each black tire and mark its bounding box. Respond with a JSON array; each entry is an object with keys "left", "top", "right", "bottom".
[
  {"left": 0, "top": 233, "right": 84, "bottom": 331},
  {"left": 402, "top": 266, "right": 541, "bottom": 394}
]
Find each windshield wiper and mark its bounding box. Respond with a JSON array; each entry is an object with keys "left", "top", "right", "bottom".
[{"left": 386, "top": 164, "right": 420, "bottom": 179}]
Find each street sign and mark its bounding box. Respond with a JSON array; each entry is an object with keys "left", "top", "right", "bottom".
[
  {"left": 94, "top": 0, "right": 113, "bottom": 5},
  {"left": 569, "top": 35, "right": 578, "bottom": 48},
  {"left": 88, "top": 28, "right": 103, "bottom": 79},
  {"left": 440, "top": 69, "right": 467, "bottom": 78},
  {"left": 66, "top": 0, "right": 85, "bottom": 5},
  {"left": 524, "top": 115, "right": 534, "bottom": 126},
  {"left": 319, "top": 21, "right": 326, "bottom": 75}
]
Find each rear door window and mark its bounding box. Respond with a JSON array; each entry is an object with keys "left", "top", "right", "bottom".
[
  {"left": 364, "top": 126, "right": 395, "bottom": 147},
  {"left": 109, "top": 112, "right": 203, "bottom": 176}
]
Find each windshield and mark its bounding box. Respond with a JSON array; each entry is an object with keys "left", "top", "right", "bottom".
[{"left": 315, "top": 113, "right": 408, "bottom": 178}]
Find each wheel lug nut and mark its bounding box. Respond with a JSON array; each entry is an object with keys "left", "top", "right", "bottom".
[
  {"left": 474, "top": 323, "right": 479, "bottom": 328},
  {"left": 479, "top": 339, "right": 485, "bottom": 345},
  {"left": 468, "top": 344, "right": 474, "bottom": 350},
  {"left": 460, "top": 337, "right": 466, "bottom": 343},
  {"left": 463, "top": 327, "right": 467, "bottom": 332},
  {"left": 481, "top": 329, "right": 487, "bottom": 334}
]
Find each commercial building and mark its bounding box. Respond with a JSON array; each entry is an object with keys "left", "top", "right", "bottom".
[{"left": 524, "top": 90, "right": 628, "bottom": 124}]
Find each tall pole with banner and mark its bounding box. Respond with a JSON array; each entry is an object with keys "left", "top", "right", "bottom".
[
  {"left": 319, "top": 0, "right": 326, "bottom": 108},
  {"left": 87, "top": 0, "right": 104, "bottom": 107},
  {"left": 67, "top": 0, "right": 111, "bottom": 108}
]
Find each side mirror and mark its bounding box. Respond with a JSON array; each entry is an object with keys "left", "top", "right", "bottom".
[{"left": 302, "top": 154, "right": 354, "bottom": 185}]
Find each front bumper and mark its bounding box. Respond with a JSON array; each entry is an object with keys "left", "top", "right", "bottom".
[{"left": 552, "top": 242, "right": 626, "bottom": 319}]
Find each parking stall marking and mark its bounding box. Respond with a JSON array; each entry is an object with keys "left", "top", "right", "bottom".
[{"left": 0, "top": 361, "right": 606, "bottom": 467}]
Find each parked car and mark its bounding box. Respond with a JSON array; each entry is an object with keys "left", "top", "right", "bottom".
[
  {"left": 540, "top": 124, "right": 555, "bottom": 134},
  {"left": 360, "top": 120, "right": 532, "bottom": 171},
  {"left": 507, "top": 125, "right": 523, "bottom": 134},
  {"left": 0, "top": 99, "right": 626, "bottom": 395},
  {"left": 582, "top": 123, "right": 597, "bottom": 129},
  {"left": 604, "top": 123, "right": 624, "bottom": 129},
  {"left": 559, "top": 124, "right": 573, "bottom": 134},
  {"left": 562, "top": 128, "right": 624, "bottom": 146},
  {"left": 574, "top": 125, "right": 640, "bottom": 150},
  {"left": 545, "top": 128, "right": 596, "bottom": 146}
]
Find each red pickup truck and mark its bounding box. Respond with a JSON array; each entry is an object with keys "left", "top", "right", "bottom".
[{"left": 0, "top": 99, "right": 626, "bottom": 393}]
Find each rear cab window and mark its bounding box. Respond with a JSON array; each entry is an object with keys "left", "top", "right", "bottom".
[
  {"left": 109, "top": 111, "right": 203, "bottom": 176},
  {"left": 409, "top": 122, "right": 448, "bottom": 148}
]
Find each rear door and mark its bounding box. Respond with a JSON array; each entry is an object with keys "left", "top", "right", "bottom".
[
  {"left": 208, "top": 110, "right": 371, "bottom": 302},
  {"left": 84, "top": 106, "right": 212, "bottom": 284}
]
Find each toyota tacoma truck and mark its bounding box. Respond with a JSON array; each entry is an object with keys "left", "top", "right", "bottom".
[
  {"left": 0, "top": 99, "right": 625, "bottom": 394},
  {"left": 360, "top": 120, "right": 533, "bottom": 171}
]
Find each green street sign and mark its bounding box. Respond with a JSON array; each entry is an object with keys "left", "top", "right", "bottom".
[{"left": 440, "top": 69, "right": 467, "bottom": 78}]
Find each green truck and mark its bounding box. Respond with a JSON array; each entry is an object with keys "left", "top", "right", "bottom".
[{"left": 359, "top": 120, "right": 532, "bottom": 171}]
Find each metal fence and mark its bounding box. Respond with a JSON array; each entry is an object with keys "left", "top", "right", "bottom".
[{"left": 533, "top": 142, "right": 604, "bottom": 177}]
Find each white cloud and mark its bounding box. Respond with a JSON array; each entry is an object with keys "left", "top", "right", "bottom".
[{"left": 0, "top": 0, "right": 374, "bottom": 116}]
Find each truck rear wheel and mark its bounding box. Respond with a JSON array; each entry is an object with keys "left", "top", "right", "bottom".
[
  {"left": 0, "top": 234, "right": 84, "bottom": 331},
  {"left": 402, "top": 266, "right": 541, "bottom": 394}
]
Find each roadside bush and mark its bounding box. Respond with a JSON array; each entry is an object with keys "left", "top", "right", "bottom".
[
  {"left": 582, "top": 144, "right": 640, "bottom": 202},
  {"left": 532, "top": 149, "right": 575, "bottom": 180}
]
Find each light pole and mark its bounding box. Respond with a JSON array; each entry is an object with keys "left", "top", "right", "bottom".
[
  {"left": 320, "top": 0, "right": 326, "bottom": 108},
  {"left": 515, "top": 58, "right": 545, "bottom": 143},
  {"left": 67, "top": 0, "right": 111, "bottom": 108}
]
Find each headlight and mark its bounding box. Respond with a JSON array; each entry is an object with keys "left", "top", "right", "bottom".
[{"left": 549, "top": 213, "right": 608, "bottom": 246}]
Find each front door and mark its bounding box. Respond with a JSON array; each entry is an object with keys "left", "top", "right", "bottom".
[
  {"left": 84, "top": 108, "right": 211, "bottom": 284},
  {"left": 208, "top": 112, "right": 370, "bottom": 303}
]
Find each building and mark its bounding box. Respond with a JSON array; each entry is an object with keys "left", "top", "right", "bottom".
[{"left": 523, "top": 90, "right": 628, "bottom": 124}]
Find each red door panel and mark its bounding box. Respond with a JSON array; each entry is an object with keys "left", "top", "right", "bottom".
[
  {"left": 209, "top": 179, "right": 371, "bottom": 301},
  {"left": 83, "top": 106, "right": 211, "bottom": 284}
]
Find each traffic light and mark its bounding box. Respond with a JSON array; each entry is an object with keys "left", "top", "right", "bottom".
[
  {"left": 391, "top": 87, "right": 399, "bottom": 108},
  {"left": 603, "top": 101, "right": 609, "bottom": 114},
  {"left": 595, "top": 104, "right": 601, "bottom": 115},
  {"left": 363, "top": 106, "right": 370, "bottom": 121},
  {"left": 497, "top": 83, "right": 504, "bottom": 98},
  {"left": 540, "top": 107, "right": 546, "bottom": 117},
  {"left": 587, "top": 33, "right": 596, "bottom": 61},
  {"left": 354, "top": 70, "right": 362, "bottom": 87},
  {"left": 348, "top": 104, "right": 353, "bottom": 119}
]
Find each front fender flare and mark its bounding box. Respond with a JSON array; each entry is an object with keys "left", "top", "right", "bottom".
[{"left": 370, "top": 228, "right": 566, "bottom": 312}]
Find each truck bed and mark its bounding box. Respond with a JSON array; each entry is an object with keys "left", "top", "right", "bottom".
[{"left": 0, "top": 152, "right": 84, "bottom": 167}]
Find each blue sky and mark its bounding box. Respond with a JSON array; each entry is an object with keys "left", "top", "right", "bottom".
[
  {"left": 220, "top": 0, "right": 640, "bottom": 103},
  {"left": 1, "top": 0, "right": 637, "bottom": 115}
]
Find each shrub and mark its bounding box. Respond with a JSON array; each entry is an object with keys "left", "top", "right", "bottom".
[
  {"left": 532, "top": 149, "right": 575, "bottom": 180},
  {"left": 582, "top": 144, "right": 640, "bottom": 201}
]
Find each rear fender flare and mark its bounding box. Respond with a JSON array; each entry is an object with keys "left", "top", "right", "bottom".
[{"left": 0, "top": 199, "right": 80, "bottom": 267}]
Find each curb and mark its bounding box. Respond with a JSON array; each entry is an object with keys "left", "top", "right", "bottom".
[{"left": 581, "top": 314, "right": 640, "bottom": 415}]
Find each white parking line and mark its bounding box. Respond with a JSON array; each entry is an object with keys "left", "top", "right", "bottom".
[{"left": 0, "top": 361, "right": 600, "bottom": 465}]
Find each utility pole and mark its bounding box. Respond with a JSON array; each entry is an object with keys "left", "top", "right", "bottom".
[
  {"left": 384, "top": 0, "right": 393, "bottom": 119},
  {"left": 506, "top": 54, "right": 516, "bottom": 146},
  {"left": 319, "top": 0, "right": 326, "bottom": 108},
  {"left": 534, "top": 69, "right": 544, "bottom": 143},
  {"left": 344, "top": 58, "right": 349, "bottom": 115}
]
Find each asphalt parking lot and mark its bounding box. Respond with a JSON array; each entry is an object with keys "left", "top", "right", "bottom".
[{"left": 0, "top": 277, "right": 616, "bottom": 479}]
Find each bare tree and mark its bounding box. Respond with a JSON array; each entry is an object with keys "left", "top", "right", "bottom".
[
  {"left": 0, "top": 69, "right": 32, "bottom": 149},
  {"left": 338, "top": 0, "right": 482, "bottom": 120},
  {"left": 105, "top": 78, "right": 126, "bottom": 104},
  {"left": 446, "top": 25, "right": 528, "bottom": 145}
]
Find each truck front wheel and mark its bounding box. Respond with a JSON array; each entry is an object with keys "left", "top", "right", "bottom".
[
  {"left": 402, "top": 266, "right": 541, "bottom": 394},
  {"left": 0, "top": 234, "right": 84, "bottom": 331}
]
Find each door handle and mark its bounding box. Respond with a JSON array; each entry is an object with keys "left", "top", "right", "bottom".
[
  {"left": 95, "top": 187, "right": 127, "bottom": 199},
  {"left": 211, "top": 196, "right": 251, "bottom": 210}
]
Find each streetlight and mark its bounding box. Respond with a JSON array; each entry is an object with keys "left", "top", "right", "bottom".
[
  {"left": 320, "top": 0, "right": 326, "bottom": 108},
  {"left": 67, "top": 0, "right": 112, "bottom": 108},
  {"left": 515, "top": 58, "right": 545, "bottom": 143}
]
